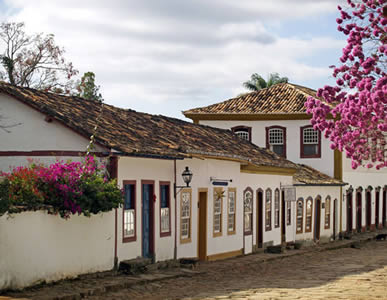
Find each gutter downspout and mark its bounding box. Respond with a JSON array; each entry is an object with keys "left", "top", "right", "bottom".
[
  {"left": 109, "top": 156, "right": 119, "bottom": 270},
  {"left": 174, "top": 159, "right": 178, "bottom": 260}
]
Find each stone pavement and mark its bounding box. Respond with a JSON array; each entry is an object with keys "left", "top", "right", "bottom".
[{"left": 3, "top": 230, "right": 387, "bottom": 300}]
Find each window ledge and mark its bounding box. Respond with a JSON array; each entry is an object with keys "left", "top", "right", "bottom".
[{"left": 213, "top": 231, "right": 222, "bottom": 238}]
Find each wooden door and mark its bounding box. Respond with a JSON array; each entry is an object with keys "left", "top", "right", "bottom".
[
  {"left": 198, "top": 190, "right": 207, "bottom": 261},
  {"left": 281, "top": 191, "right": 286, "bottom": 244},
  {"left": 375, "top": 191, "right": 380, "bottom": 229},
  {"left": 347, "top": 193, "right": 353, "bottom": 233},
  {"left": 314, "top": 198, "right": 321, "bottom": 241},
  {"left": 383, "top": 189, "right": 386, "bottom": 227},
  {"left": 142, "top": 182, "right": 154, "bottom": 258},
  {"left": 257, "top": 190, "right": 263, "bottom": 248},
  {"left": 333, "top": 199, "right": 337, "bottom": 240},
  {"left": 366, "top": 191, "right": 371, "bottom": 230},
  {"left": 356, "top": 192, "right": 362, "bottom": 233}
]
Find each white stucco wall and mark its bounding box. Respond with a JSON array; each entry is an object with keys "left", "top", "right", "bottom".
[
  {"left": 0, "top": 211, "right": 115, "bottom": 290},
  {"left": 176, "top": 158, "right": 243, "bottom": 259},
  {"left": 117, "top": 157, "right": 175, "bottom": 262},
  {"left": 343, "top": 156, "right": 387, "bottom": 230},
  {"left": 240, "top": 172, "right": 294, "bottom": 250},
  {"left": 199, "top": 120, "right": 334, "bottom": 177},
  {"left": 294, "top": 186, "right": 341, "bottom": 241},
  {"left": 0, "top": 93, "right": 106, "bottom": 152}
]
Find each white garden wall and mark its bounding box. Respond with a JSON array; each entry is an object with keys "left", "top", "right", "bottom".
[{"left": 0, "top": 211, "right": 115, "bottom": 290}]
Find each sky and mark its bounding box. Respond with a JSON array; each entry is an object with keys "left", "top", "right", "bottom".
[{"left": 0, "top": 0, "right": 347, "bottom": 120}]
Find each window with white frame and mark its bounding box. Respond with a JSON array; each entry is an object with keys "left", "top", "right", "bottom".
[
  {"left": 301, "top": 126, "right": 321, "bottom": 158},
  {"left": 305, "top": 197, "right": 313, "bottom": 232},
  {"left": 265, "top": 189, "right": 272, "bottom": 231},
  {"left": 181, "top": 190, "right": 191, "bottom": 241},
  {"left": 213, "top": 188, "right": 223, "bottom": 235},
  {"left": 244, "top": 189, "right": 253, "bottom": 234},
  {"left": 274, "top": 189, "right": 280, "bottom": 228},
  {"left": 160, "top": 183, "right": 170, "bottom": 236},
  {"left": 296, "top": 198, "right": 303, "bottom": 233},
  {"left": 123, "top": 182, "right": 136, "bottom": 241},
  {"left": 267, "top": 127, "right": 286, "bottom": 157},
  {"left": 231, "top": 126, "right": 251, "bottom": 142},
  {"left": 228, "top": 188, "right": 236, "bottom": 234},
  {"left": 325, "top": 196, "right": 331, "bottom": 229}
]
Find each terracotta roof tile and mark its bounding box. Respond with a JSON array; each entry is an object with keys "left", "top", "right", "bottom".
[
  {"left": 294, "top": 164, "right": 345, "bottom": 186},
  {"left": 183, "top": 83, "right": 319, "bottom": 115},
  {"left": 0, "top": 82, "right": 296, "bottom": 170}
]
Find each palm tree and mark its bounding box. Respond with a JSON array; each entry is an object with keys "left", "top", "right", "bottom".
[{"left": 243, "top": 73, "right": 289, "bottom": 92}]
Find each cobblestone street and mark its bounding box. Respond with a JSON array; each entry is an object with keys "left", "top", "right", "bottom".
[
  {"left": 4, "top": 238, "right": 387, "bottom": 300},
  {"left": 92, "top": 240, "right": 387, "bottom": 300}
]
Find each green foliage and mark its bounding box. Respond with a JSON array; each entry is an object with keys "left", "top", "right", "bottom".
[
  {"left": 243, "top": 73, "right": 289, "bottom": 92},
  {"left": 77, "top": 72, "right": 103, "bottom": 102},
  {"left": 0, "top": 179, "right": 10, "bottom": 216}
]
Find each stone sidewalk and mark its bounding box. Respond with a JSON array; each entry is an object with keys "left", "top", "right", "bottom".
[{"left": 2, "top": 229, "right": 387, "bottom": 300}]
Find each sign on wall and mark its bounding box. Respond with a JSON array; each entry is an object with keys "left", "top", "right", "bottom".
[{"left": 282, "top": 185, "right": 296, "bottom": 202}]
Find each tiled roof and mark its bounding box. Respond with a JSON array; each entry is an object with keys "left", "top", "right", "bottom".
[
  {"left": 183, "top": 83, "right": 319, "bottom": 116},
  {"left": 294, "top": 164, "right": 345, "bottom": 186},
  {"left": 0, "top": 81, "right": 297, "bottom": 170}
]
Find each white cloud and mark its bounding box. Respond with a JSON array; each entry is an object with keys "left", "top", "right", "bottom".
[{"left": 0, "top": 0, "right": 345, "bottom": 119}]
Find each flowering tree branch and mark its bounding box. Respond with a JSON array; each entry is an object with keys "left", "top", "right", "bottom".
[{"left": 306, "top": 0, "right": 387, "bottom": 170}]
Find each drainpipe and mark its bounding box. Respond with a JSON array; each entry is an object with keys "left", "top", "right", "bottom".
[
  {"left": 109, "top": 156, "right": 119, "bottom": 269},
  {"left": 174, "top": 159, "right": 177, "bottom": 260}
]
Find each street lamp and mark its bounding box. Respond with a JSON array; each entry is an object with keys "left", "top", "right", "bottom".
[{"left": 174, "top": 166, "right": 193, "bottom": 197}]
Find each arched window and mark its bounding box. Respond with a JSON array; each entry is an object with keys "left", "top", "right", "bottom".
[
  {"left": 296, "top": 198, "right": 303, "bottom": 234},
  {"left": 274, "top": 188, "right": 280, "bottom": 228},
  {"left": 231, "top": 126, "right": 252, "bottom": 142},
  {"left": 213, "top": 187, "right": 223, "bottom": 236},
  {"left": 266, "top": 126, "right": 287, "bottom": 157},
  {"left": 300, "top": 125, "right": 321, "bottom": 158},
  {"left": 244, "top": 188, "right": 253, "bottom": 235},
  {"left": 265, "top": 188, "right": 272, "bottom": 231},
  {"left": 305, "top": 197, "right": 313, "bottom": 232},
  {"left": 325, "top": 196, "right": 331, "bottom": 229}
]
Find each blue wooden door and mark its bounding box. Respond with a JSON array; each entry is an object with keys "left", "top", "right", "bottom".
[{"left": 142, "top": 184, "right": 151, "bottom": 258}]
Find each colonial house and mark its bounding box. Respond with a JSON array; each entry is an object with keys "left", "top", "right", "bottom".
[
  {"left": 0, "top": 82, "right": 343, "bottom": 290},
  {"left": 183, "top": 82, "right": 387, "bottom": 236}
]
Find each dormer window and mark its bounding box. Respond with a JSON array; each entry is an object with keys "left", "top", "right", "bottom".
[
  {"left": 231, "top": 126, "right": 252, "bottom": 142},
  {"left": 266, "top": 126, "right": 286, "bottom": 158},
  {"left": 301, "top": 125, "right": 321, "bottom": 158}
]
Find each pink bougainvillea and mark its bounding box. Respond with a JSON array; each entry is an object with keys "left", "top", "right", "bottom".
[
  {"left": 0, "top": 156, "right": 122, "bottom": 218},
  {"left": 305, "top": 0, "right": 387, "bottom": 169}
]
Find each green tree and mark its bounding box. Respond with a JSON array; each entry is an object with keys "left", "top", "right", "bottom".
[
  {"left": 77, "top": 72, "right": 103, "bottom": 102},
  {"left": 243, "top": 73, "right": 288, "bottom": 92}
]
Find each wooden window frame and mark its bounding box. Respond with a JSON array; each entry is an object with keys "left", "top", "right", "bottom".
[
  {"left": 274, "top": 188, "right": 280, "bottom": 228},
  {"left": 300, "top": 125, "right": 321, "bottom": 158},
  {"left": 305, "top": 197, "right": 313, "bottom": 232},
  {"left": 227, "top": 187, "right": 237, "bottom": 235},
  {"left": 325, "top": 196, "right": 331, "bottom": 229},
  {"left": 123, "top": 180, "right": 136, "bottom": 243},
  {"left": 265, "top": 188, "right": 272, "bottom": 231},
  {"left": 287, "top": 200, "right": 291, "bottom": 226},
  {"left": 180, "top": 188, "right": 192, "bottom": 244},
  {"left": 159, "top": 181, "right": 171, "bottom": 237},
  {"left": 266, "top": 125, "right": 287, "bottom": 158},
  {"left": 213, "top": 187, "right": 224, "bottom": 237},
  {"left": 231, "top": 125, "right": 252, "bottom": 142},
  {"left": 244, "top": 187, "right": 253, "bottom": 235},
  {"left": 296, "top": 198, "right": 304, "bottom": 234}
]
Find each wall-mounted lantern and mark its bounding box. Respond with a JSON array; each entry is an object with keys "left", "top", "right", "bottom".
[{"left": 174, "top": 166, "right": 193, "bottom": 197}]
